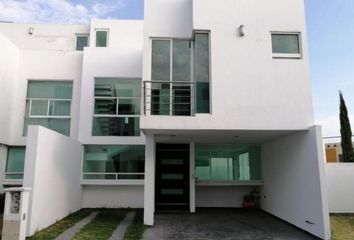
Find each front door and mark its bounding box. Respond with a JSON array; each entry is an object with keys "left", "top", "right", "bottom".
[{"left": 155, "top": 144, "right": 190, "bottom": 210}]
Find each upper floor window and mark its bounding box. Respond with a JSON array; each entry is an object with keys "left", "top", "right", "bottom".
[
  {"left": 92, "top": 78, "right": 141, "bottom": 136},
  {"left": 271, "top": 32, "right": 301, "bottom": 58},
  {"left": 76, "top": 34, "right": 89, "bottom": 51},
  {"left": 5, "top": 147, "right": 25, "bottom": 180},
  {"left": 95, "top": 29, "right": 109, "bottom": 47},
  {"left": 24, "top": 81, "right": 73, "bottom": 136}
]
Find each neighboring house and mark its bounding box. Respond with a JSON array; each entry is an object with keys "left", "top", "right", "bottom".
[
  {"left": 0, "top": 0, "right": 331, "bottom": 239},
  {"left": 325, "top": 143, "right": 343, "bottom": 163}
]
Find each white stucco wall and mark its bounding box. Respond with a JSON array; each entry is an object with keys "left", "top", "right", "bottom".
[
  {"left": 0, "top": 145, "right": 7, "bottom": 192},
  {"left": 325, "top": 163, "right": 354, "bottom": 213},
  {"left": 23, "top": 126, "right": 83, "bottom": 236},
  {"left": 82, "top": 185, "right": 144, "bottom": 208},
  {"left": 261, "top": 125, "right": 330, "bottom": 240},
  {"left": 141, "top": 0, "right": 314, "bottom": 131},
  {"left": 0, "top": 33, "right": 19, "bottom": 144}
]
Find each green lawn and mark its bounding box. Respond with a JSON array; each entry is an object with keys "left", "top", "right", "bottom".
[
  {"left": 72, "top": 209, "right": 126, "bottom": 240},
  {"left": 331, "top": 215, "right": 354, "bottom": 240},
  {"left": 29, "top": 209, "right": 93, "bottom": 240},
  {"left": 124, "top": 210, "right": 145, "bottom": 240}
]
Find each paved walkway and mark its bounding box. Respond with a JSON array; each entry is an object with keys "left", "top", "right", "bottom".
[
  {"left": 55, "top": 211, "right": 98, "bottom": 240},
  {"left": 143, "top": 209, "right": 320, "bottom": 240},
  {"left": 109, "top": 211, "right": 136, "bottom": 240}
]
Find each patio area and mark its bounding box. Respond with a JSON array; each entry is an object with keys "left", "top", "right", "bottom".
[{"left": 143, "top": 209, "right": 320, "bottom": 240}]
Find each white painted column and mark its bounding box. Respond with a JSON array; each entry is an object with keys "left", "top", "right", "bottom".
[
  {"left": 0, "top": 145, "right": 7, "bottom": 193},
  {"left": 144, "top": 134, "right": 155, "bottom": 226},
  {"left": 189, "top": 142, "right": 195, "bottom": 213}
]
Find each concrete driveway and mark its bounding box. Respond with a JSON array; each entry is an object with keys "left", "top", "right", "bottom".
[{"left": 143, "top": 209, "right": 320, "bottom": 240}]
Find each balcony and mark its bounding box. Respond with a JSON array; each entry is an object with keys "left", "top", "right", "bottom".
[{"left": 143, "top": 81, "right": 195, "bottom": 116}]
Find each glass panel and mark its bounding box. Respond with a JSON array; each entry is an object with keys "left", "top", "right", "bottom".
[
  {"left": 161, "top": 159, "right": 183, "bottom": 165},
  {"left": 23, "top": 118, "right": 70, "bottom": 136},
  {"left": 272, "top": 34, "right": 300, "bottom": 54},
  {"left": 195, "top": 145, "right": 262, "bottom": 181},
  {"left": 76, "top": 35, "right": 88, "bottom": 51},
  {"left": 94, "top": 78, "right": 141, "bottom": 98},
  {"left": 92, "top": 117, "right": 140, "bottom": 136},
  {"left": 96, "top": 30, "right": 108, "bottom": 47},
  {"left": 83, "top": 145, "right": 145, "bottom": 180},
  {"left": 94, "top": 99, "right": 117, "bottom": 115},
  {"left": 195, "top": 33, "right": 210, "bottom": 113},
  {"left": 161, "top": 174, "right": 184, "bottom": 180},
  {"left": 30, "top": 100, "right": 48, "bottom": 116},
  {"left": 173, "top": 85, "right": 191, "bottom": 116},
  {"left": 152, "top": 40, "right": 171, "bottom": 81},
  {"left": 161, "top": 189, "right": 184, "bottom": 195},
  {"left": 172, "top": 40, "right": 191, "bottom": 81},
  {"left": 118, "top": 99, "right": 140, "bottom": 115},
  {"left": 6, "top": 147, "right": 26, "bottom": 179},
  {"left": 151, "top": 86, "right": 170, "bottom": 115},
  {"left": 50, "top": 100, "right": 71, "bottom": 116},
  {"left": 27, "top": 81, "right": 73, "bottom": 99}
]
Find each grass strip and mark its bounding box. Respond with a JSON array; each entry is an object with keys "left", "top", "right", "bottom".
[
  {"left": 124, "top": 210, "right": 145, "bottom": 240},
  {"left": 72, "top": 209, "right": 126, "bottom": 240},
  {"left": 29, "top": 208, "right": 93, "bottom": 240},
  {"left": 331, "top": 215, "right": 354, "bottom": 240}
]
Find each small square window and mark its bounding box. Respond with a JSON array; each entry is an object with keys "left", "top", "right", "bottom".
[
  {"left": 271, "top": 33, "right": 301, "bottom": 58},
  {"left": 96, "top": 29, "right": 108, "bottom": 47},
  {"left": 76, "top": 35, "right": 89, "bottom": 51}
]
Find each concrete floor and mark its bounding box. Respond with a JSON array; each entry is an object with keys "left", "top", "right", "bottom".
[{"left": 143, "top": 209, "right": 319, "bottom": 240}]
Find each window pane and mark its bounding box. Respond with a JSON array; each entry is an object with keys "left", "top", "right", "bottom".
[
  {"left": 24, "top": 118, "right": 70, "bottom": 136},
  {"left": 92, "top": 117, "right": 140, "bottom": 136},
  {"left": 96, "top": 30, "right": 108, "bottom": 47},
  {"left": 195, "top": 145, "right": 262, "bottom": 181},
  {"left": 27, "top": 81, "right": 73, "bottom": 99},
  {"left": 6, "top": 147, "right": 26, "bottom": 179},
  {"left": 94, "top": 99, "right": 117, "bottom": 115},
  {"left": 195, "top": 33, "right": 210, "bottom": 113},
  {"left": 76, "top": 35, "right": 88, "bottom": 51},
  {"left": 83, "top": 145, "right": 145, "bottom": 180},
  {"left": 30, "top": 100, "right": 48, "bottom": 116},
  {"left": 172, "top": 40, "right": 191, "bottom": 81},
  {"left": 50, "top": 100, "right": 71, "bottom": 116},
  {"left": 118, "top": 99, "right": 140, "bottom": 115},
  {"left": 151, "top": 84, "right": 170, "bottom": 115},
  {"left": 272, "top": 34, "right": 300, "bottom": 54},
  {"left": 152, "top": 40, "right": 171, "bottom": 81},
  {"left": 94, "top": 78, "right": 141, "bottom": 98}
]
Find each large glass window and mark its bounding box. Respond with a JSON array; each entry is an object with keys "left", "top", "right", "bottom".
[
  {"left": 195, "top": 144, "right": 261, "bottom": 181},
  {"left": 93, "top": 78, "right": 141, "bottom": 136},
  {"left": 96, "top": 29, "right": 108, "bottom": 47},
  {"left": 194, "top": 33, "right": 210, "bottom": 113},
  {"left": 24, "top": 81, "right": 73, "bottom": 136},
  {"left": 83, "top": 145, "right": 145, "bottom": 180},
  {"left": 271, "top": 33, "right": 301, "bottom": 58},
  {"left": 76, "top": 35, "right": 89, "bottom": 51},
  {"left": 5, "top": 147, "right": 25, "bottom": 179}
]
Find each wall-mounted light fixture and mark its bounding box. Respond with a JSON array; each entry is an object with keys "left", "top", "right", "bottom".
[
  {"left": 238, "top": 25, "right": 245, "bottom": 37},
  {"left": 28, "top": 27, "right": 34, "bottom": 35}
]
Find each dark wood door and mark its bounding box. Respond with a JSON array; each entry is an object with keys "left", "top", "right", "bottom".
[{"left": 155, "top": 144, "right": 190, "bottom": 210}]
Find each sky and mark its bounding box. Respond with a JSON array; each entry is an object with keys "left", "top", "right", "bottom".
[{"left": 0, "top": 0, "right": 353, "bottom": 138}]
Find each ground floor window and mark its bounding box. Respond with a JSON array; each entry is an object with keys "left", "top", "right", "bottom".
[
  {"left": 5, "top": 147, "right": 26, "bottom": 179},
  {"left": 83, "top": 145, "right": 145, "bottom": 180},
  {"left": 195, "top": 144, "right": 261, "bottom": 181}
]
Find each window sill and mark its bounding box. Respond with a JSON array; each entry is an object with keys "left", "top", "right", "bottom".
[
  {"left": 81, "top": 179, "right": 144, "bottom": 186},
  {"left": 272, "top": 53, "right": 301, "bottom": 59},
  {"left": 3, "top": 179, "right": 23, "bottom": 185},
  {"left": 195, "top": 180, "right": 264, "bottom": 186}
]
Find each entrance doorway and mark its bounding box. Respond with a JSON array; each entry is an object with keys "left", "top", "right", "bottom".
[{"left": 155, "top": 144, "right": 190, "bottom": 210}]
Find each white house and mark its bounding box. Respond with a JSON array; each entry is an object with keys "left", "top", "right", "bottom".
[{"left": 0, "top": 0, "right": 331, "bottom": 239}]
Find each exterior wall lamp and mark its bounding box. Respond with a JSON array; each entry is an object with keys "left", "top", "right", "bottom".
[
  {"left": 29, "top": 27, "right": 34, "bottom": 35},
  {"left": 238, "top": 25, "right": 245, "bottom": 37}
]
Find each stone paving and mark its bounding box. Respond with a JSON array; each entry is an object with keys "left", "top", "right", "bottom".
[
  {"left": 143, "top": 209, "right": 320, "bottom": 240},
  {"left": 109, "top": 211, "right": 136, "bottom": 240}
]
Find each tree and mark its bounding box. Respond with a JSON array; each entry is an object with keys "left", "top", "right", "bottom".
[{"left": 339, "top": 91, "right": 354, "bottom": 162}]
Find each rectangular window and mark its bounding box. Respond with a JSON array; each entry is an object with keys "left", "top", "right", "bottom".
[
  {"left": 194, "top": 32, "right": 210, "bottom": 113},
  {"left": 96, "top": 29, "right": 108, "bottom": 47},
  {"left": 195, "top": 145, "right": 261, "bottom": 181},
  {"left": 76, "top": 34, "right": 89, "bottom": 51},
  {"left": 24, "top": 81, "right": 73, "bottom": 136},
  {"left": 5, "top": 147, "right": 25, "bottom": 179},
  {"left": 271, "top": 33, "right": 301, "bottom": 58},
  {"left": 83, "top": 145, "right": 145, "bottom": 180},
  {"left": 92, "top": 78, "right": 141, "bottom": 136}
]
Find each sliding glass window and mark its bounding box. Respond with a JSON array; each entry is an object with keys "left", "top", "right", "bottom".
[
  {"left": 5, "top": 147, "right": 26, "bottom": 179},
  {"left": 195, "top": 144, "right": 261, "bottom": 181},
  {"left": 83, "top": 145, "right": 145, "bottom": 180},
  {"left": 24, "top": 81, "right": 72, "bottom": 136},
  {"left": 92, "top": 78, "right": 141, "bottom": 136}
]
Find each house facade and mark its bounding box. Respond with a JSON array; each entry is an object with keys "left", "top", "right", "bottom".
[{"left": 0, "top": 0, "right": 330, "bottom": 239}]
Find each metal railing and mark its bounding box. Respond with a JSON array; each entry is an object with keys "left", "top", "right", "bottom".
[
  {"left": 143, "top": 81, "right": 195, "bottom": 116},
  {"left": 82, "top": 172, "right": 145, "bottom": 180}
]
